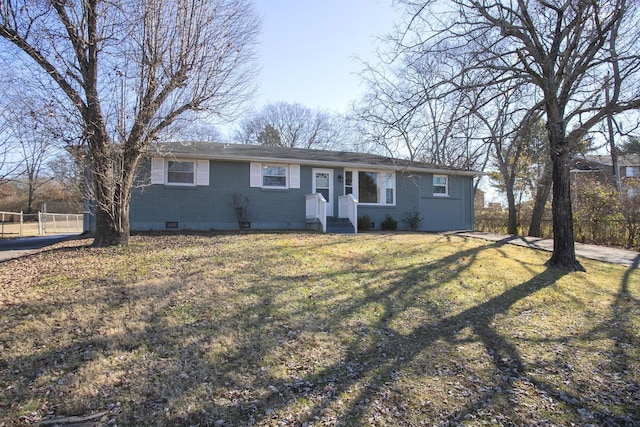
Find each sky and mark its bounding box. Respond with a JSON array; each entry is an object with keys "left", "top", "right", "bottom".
[{"left": 250, "top": 0, "right": 401, "bottom": 115}]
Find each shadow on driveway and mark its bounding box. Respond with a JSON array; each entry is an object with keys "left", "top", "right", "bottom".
[{"left": 0, "top": 234, "right": 82, "bottom": 262}]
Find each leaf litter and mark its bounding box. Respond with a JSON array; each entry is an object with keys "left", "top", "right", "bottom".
[{"left": 0, "top": 232, "right": 638, "bottom": 426}]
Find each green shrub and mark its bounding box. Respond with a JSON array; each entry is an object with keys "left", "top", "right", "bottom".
[
  {"left": 358, "top": 215, "right": 372, "bottom": 231},
  {"left": 403, "top": 211, "right": 423, "bottom": 231},
  {"left": 381, "top": 214, "right": 397, "bottom": 230}
]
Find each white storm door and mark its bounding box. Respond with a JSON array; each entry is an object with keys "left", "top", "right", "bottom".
[{"left": 313, "top": 169, "right": 333, "bottom": 217}]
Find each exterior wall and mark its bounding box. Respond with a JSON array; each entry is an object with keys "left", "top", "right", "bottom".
[
  {"left": 354, "top": 172, "right": 474, "bottom": 232},
  {"left": 130, "top": 158, "right": 474, "bottom": 232},
  {"left": 131, "top": 159, "right": 341, "bottom": 231}
]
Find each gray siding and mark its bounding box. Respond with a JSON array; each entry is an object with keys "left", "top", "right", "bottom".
[
  {"left": 356, "top": 172, "right": 473, "bottom": 232},
  {"left": 130, "top": 158, "right": 474, "bottom": 232}
]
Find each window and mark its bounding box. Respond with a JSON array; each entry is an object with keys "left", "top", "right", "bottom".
[
  {"left": 359, "top": 171, "right": 378, "bottom": 203},
  {"left": 345, "top": 171, "right": 353, "bottom": 195},
  {"left": 385, "top": 173, "right": 394, "bottom": 204},
  {"left": 150, "top": 158, "right": 209, "bottom": 186},
  {"left": 433, "top": 175, "right": 448, "bottom": 196},
  {"left": 262, "top": 164, "right": 287, "bottom": 187},
  {"left": 626, "top": 166, "right": 640, "bottom": 177},
  {"left": 345, "top": 170, "right": 395, "bottom": 205},
  {"left": 250, "top": 163, "right": 300, "bottom": 189},
  {"left": 167, "top": 161, "right": 195, "bottom": 184}
]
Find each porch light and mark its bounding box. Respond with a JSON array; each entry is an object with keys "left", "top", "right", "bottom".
[{"left": 338, "top": 174, "right": 343, "bottom": 183}]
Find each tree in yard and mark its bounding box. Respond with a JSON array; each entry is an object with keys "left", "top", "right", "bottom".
[
  {"left": 0, "top": 115, "right": 17, "bottom": 185},
  {"left": 618, "top": 179, "right": 640, "bottom": 248},
  {"left": 524, "top": 118, "right": 554, "bottom": 238},
  {"left": 3, "top": 94, "right": 67, "bottom": 213},
  {"left": 355, "top": 47, "right": 490, "bottom": 169},
  {"left": 234, "top": 102, "right": 352, "bottom": 150},
  {"left": 620, "top": 135, "right": 640, "bottom": 154},
  {"left": 0, "top": 0, "right": 260, "bottom": 246},
  {"left": 391, "top": 0, "right": 640, "bottom": 270},
  {"left": 0, "top": 88, "right": 21, "bottom": 184},
  {"left": 469, "top": 81, "right": 539, "bottom": 235}
]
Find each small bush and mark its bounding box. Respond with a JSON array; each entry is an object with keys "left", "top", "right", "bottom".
[
  {"left": 403, "top": 211, "right": 423, "bottom": 231},
  {"left": 381, "top": 214, "right": 397, "bottom": 230},
  {"left": 358, "top": 215, "right": 372, "bottom": 231}
]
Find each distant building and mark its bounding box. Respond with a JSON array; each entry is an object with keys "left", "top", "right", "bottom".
[{"left": 570, "top": 153, "right": 640, "bottom": 195}]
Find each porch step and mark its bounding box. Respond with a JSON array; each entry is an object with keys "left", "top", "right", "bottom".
[{"left": 326, "top": 217, "right": 355, "bottom": 234}]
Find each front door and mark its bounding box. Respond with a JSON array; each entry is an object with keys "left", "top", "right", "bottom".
[{"left": 313, "top": 169, "right": 333, "bottom": 217}]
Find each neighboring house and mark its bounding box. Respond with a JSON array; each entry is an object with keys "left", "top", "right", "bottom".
[
  {"left": 129, "top": 142, "right": 478, "bottom": 233},
  {"left": 570, "top": 153, "right": 640, "bottom": 195}
]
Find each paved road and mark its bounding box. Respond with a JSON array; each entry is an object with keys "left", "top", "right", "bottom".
[
  {"left": 0, "top": 234, "right": 81, "bottom": 262},
  {"left": 450, "top": 231, "right": 640, "bottom": 269}
]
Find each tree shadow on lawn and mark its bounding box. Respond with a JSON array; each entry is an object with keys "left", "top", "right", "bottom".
[
  {"left": 273, "top": 243, "right": 570, "bottom": 425},
  {"left": 239, "top": 237, "right": 638, "bottom": 426},
  {"left": 1, "top": 235, "right": 637, "bottom": 425}
]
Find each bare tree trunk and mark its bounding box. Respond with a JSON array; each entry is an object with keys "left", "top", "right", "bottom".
[
  {"left": 1, "top": 0, "right": 260, "bottom": 249},
  {"left": 505, "top": 180, "right": 518, "bottom": 235},
  {"left": 528, "top": 160, "right": 552, "bottom": 237},
  {"left": 26, "top": 171, "right": 36, "bottom": 214},
  {"left": 545, "top": 119, "right": 584, "bottom": 271}
]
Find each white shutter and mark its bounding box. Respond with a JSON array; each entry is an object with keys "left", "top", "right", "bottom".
[
  {"left": 151, "top": 158, "right": 165, "bottom": 184},
  {"left": 196, "top": 160, "right": 209, "bottom": 186},
  {"left": 250, "top": 162, "right": 262, "bottom": 187},
  {"left": 289, "top": 164, "right": 300, "bottom": 189}
]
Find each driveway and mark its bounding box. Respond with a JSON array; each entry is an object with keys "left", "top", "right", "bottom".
[
  {"left": 450, "top": 231, "right": 640, "bottom": 269},
  {"left": 0, "top": 234, "right": 81, "bottom": 262}
]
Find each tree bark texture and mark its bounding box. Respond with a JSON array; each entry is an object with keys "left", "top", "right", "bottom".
[
  {"left": 528, "top": 161, "right": 552, "bottom": 237},
  {"left": 545, "top": 119, "right": 585, "bottom": 271}
]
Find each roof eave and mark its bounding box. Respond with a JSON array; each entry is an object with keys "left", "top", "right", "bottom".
[{"left": 149, "top": 148, "right": 480, "bottom": 176}]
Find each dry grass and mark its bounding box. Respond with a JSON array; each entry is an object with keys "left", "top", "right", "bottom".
[{"left": 0, "top": 232, "right": 638, "bottom": 426}]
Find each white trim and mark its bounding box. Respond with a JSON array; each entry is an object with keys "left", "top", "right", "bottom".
[
  {"left": 151, "top": 158, "right": 165, "bottom": 184},
  {"left": 346, "top": 169, "right": 396, "bottom": 206},
  {"left": 250, "top": 162, "right": 262, "bottom": 187},
  {"left": 196, "top": 160, "right": 210, "bottom": 186},
  {"left": 151, "top": 158, "right": 210, "bottom": 186},
  {"left": 261, "top": 163, "right": 288, "bottom": 188},
  {"left": 290, "top": 164, "right": 300, "bottom": 189},
  {"left": 313, "top": 168, "right": 334, "bottom": 217},
  {"left": 250, "top": 162, "right": 300, "bottom": 189},
  {"left": 166, "top": 160, "right": 196, "bottom": 186},
  {"left": 433, "top": 174, "right": 449, "bottom": 196}
]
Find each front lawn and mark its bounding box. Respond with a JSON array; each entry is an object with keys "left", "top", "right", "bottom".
[{"left": 0, "top": 233, "right": 638, "bottom": 426}]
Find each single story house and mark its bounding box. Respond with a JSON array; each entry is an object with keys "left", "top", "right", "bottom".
[{"left": 129, "top": 142, "right": 478, "bottom": 233}]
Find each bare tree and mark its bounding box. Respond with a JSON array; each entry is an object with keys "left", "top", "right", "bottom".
[
  {"left": 2, "top": 93, "right": 67, "bottom": 213},
  {"left": 524, "top": 118, "right": 553, "bottom": 238},
  {"left": 355, "top": 51, "right": 489, "bottom": 168},
  {"left": 0, "top": 0, "right": 260, "bottom": 246},
  {"left": 472, "top": 84, "right": 532, "bottom": 235},
  {"left": 391, "top": 0, "right": 640, "bottom": 270},
  {"left": 0, "top": 115, "right": 18, "bottom": 184},
  {"left": 0, "top": 87, "right": 21, "bottom": 184},
  {"left": 234, "top": 102, "right": 352, "bottom": 150}
]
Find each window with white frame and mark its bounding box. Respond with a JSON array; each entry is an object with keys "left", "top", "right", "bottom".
[
  {"left": 345, "top": 170, "right": 395, "bottom": 205},
  {"left": 249, "top": 162, "right": 300, "bottom": 189},
  {"left": 433, "top": 174, "right": 449, "bottom": 196},
  {"left": 150, "top": 158, "right": 209, "bottom": 186},
  {"left": 262, "top": 164, "right": 287, "bottom": 187},
  {"left": 167, "top": 160, "right": 195, "bottom": 184}
]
